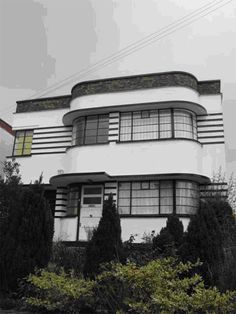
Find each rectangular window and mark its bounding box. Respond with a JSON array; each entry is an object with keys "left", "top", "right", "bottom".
[
  {"left": 13, "top": 130, "right": 33, "bottom": 156},
  {"left": 67, "top": 186, "right": 80, "bottom": 216}
]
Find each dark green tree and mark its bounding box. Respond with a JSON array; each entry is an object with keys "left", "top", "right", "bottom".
[
  {"left": 0, "top": 161, "right": 54, "bottom": 292},
  {"left": 83, "top": 194, "right": 125, "bottom": 278},
  {"left": 153, "top": 215, "right": 184, "bottom": 257},
  {"left": 179, "top": 200, "right": 224, "bottom": 287}
]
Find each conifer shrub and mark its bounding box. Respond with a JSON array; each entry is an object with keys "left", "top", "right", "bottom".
[
  {"left": 153, "top": 214, "right": 184, "bottom": 257},
  {"left": 0, "top": 161, "right": 54, "bottom": 292},
  {"left": 83, "top": 194, "right": 125, "bottom": 278}
]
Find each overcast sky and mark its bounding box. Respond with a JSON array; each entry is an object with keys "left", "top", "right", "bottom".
[{"left": 0, "top": 0, "right": 235, "bottom": 176}]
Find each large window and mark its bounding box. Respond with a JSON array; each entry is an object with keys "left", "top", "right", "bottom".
[
  {"left": 118, "top": 180, "right": 199, "bottom": 216},
  {"left": 72, "top": 114, "right": 109, "bottom": 145},
  {"left": 13, "top": 130, "right": 33, "bottom": 156},
  {"left": 119, "top": 109, "right": 197, "bottom": 142}
]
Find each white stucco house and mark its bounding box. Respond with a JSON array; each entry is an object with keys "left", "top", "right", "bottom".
[
  {"left": 10, "top": 71, "right": 227, "bottom": 242},
  {"left": 0, "top": 119, "right": 14, "bottom": 179}
]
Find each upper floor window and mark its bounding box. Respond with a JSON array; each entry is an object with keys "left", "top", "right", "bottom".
[
  {"left": 13, "top": 130, "right": 33, "bottom": 156},
  {"left": 72, "top": 114, "right": 109, "bottom": 146},
  {"left": 119, "top": 109, "right": 197, "bottom": 142}
]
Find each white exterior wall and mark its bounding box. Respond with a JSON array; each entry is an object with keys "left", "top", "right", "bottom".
[
  {"left": 70, "top": 86, "right": 201, "bottom": 113},
  {"left": 64, "top": 140, "right": 205, "bottom": 178},
  {"left": 54, "top": 216, "right": 190, "bottom": 242}
]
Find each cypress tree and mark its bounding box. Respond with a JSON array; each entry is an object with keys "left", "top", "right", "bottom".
[
  {"left": 180, "top": 200, "right": 224, "bottom": 287},
  {"left": 153, "top": 215, "right": 184, "bottom": 257},
  {"left": 0, "top": 162, "right": 54, "bottom": 292},
  {"left": 83, "top": 194, "right": 125, "bottom": 278}
]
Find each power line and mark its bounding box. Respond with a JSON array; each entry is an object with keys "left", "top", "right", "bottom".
[
  {"left": 30, "top": 0, "right": 232, "bottom": 99},
  {"left": 0, "top": 0, "right": 233, "bottom": 116}
]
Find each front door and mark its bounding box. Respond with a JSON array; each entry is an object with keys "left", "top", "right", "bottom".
[{"left": 79, "top": 185, "right": 103, "bottom": 241}]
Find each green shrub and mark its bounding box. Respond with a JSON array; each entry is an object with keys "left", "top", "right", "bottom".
[
  {"left": 49, "top": 242, "right": 85, "bottom": 276},
  {"left": 83, "top": 194, "right": 125, "bottom": 278},
  {"left": 24, "top": 258, "right": 236, "bottom": 314},
  {"left": 25, "top": 269, "right": 95, "bottom": 313}
]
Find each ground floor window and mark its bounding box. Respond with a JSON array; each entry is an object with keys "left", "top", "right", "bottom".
[
  {"left": 67, "top": 186, "right": 80, "bottom": 215},
  {"left": 118, "top": 180, "right": 199, "bottom": 216}
]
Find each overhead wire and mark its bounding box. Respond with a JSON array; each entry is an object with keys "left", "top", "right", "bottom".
[
  {"left": 0, "top": 0, "right": 233, "bottom": 115},
  {"left": 30, "top": 0, "right": 232, "bottom": 99}
]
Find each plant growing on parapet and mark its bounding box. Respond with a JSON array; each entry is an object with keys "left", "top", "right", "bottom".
[
  {"left": 0, "top": 160, "right": 54, "bottom": 292},
  {"left": 152, "top": 214, "right": 184, "bottom": 257},
  {"left": 83, "top": 194, "right": 125, "bottom": 278}
]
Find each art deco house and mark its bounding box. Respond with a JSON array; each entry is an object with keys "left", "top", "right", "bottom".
[{"left": 10, "top": 71, "right": 227, "bottom": 242}]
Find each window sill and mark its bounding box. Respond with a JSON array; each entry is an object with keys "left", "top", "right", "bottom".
[
  {"left": 7, "top": 154, "right": 32, "bottom": 158},
  {"left": 117, "top": 137, "right": 201, "bottom": 145},
  {"left": 119, "top": 214, "right": 194, "bottom": 218}
]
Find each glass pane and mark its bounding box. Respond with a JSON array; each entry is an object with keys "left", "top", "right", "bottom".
[
  {"left": 83, "top": 197, "right": 102, "bottom": 205},
  {"left": 83, "top": 187, "right": 102, "bottom": 195},
  {"left": 118, "top": 206, "right": 130, "bottom": 215}
]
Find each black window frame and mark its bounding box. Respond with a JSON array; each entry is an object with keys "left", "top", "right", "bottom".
[
  {"left": 117, "top": 179, "right": 199, "bottom": 217},
  {"left": 12, "top": 129, "right": 33, "bottom": 156},
  {"left": 72, "top": 114, "right": 109, "bottom": 146},
  {"left": 119, "top": 108, "right": 197, "bottom": 142}
]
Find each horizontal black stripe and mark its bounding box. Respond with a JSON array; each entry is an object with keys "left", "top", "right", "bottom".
[
  {"left": 33, "top": 135, "right": 72, "bottom": 140},
  {"left": 201, "top": 141, "right": 225, "bottom": 145},
  {"left": 55, "top": 203, "right": 67, "bottom": 207},
  {"left": 201, "top": 195, "right": 227, "bottom": 198},
  {"left": 32, "top": 140, "right": 71, "bottom": 145},
  {"left": 54, "top": 215, "right": 77, "bottom": 219},
  {"left": 34, "top": 130, "right": 72, "bottom": 135},
  {"left": 197, "top": 118, "right": 223, "bottom": 122},
  {"left": 200, "top": 189, "right": 228, "bottom": 193},
  {"left": 104, "top": 193, "right": 117, "bottom": 196},
  {"left": 105, "top": 186, "right": 117, "bottom": 189},
  {"left": 197, "top": 113, "right": 223, "bottom": 117},
  {"left": 109, "top": 121, "right": 119, "bottom": 125},
  {"left": 109, "top": 127, "right": 119, "bottom": 131},
  {"left": 198, "top": 130, "right": 224, "bottom": 133},
  {"left": 56, "top": 198, "right": 68, "bottom": 201},
  {"left": 31, "top": 151, "right": 66, "bottom": 155},
  {"left": 54, "top": 210, "right": 67, "bottom": 213},
  {"left": 35, "top": 125, "right": 72, "bottom": 130},
  {"left": 32, "top": 145, "right": 69, "bottom": 150},
  {"left": 197, "top": 124, "right": 224, "bottom": 128},
  {"left": 198, "top": 135, "right": 224, "bottom": 139}
]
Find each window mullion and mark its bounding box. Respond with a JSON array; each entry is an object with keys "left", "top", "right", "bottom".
[
  {"left": 171, "top": 109, "right": 175, "bottom": 138},
  {"left": 130, "top": 182, "right": 132, "bottom": 215},
  {"left": 173, "top": 180, "right": 176, "bottom": 214}
]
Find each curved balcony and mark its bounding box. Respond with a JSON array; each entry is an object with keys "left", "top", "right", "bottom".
[{"left": 50, "top": 139, "right": 210, "bottom": 186}]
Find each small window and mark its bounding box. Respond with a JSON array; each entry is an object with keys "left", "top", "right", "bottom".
[{"left": 13, "top": 130, "right": 33, "bottom": 156}]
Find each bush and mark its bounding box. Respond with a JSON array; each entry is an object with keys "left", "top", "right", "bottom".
[
  {"left": 25, "top": 269, "right": 95, "bottom": 313},
  {"left": 83, "top": 194, "right": 125, "bottom": 278},
  {"left": 24, "top": 258, "right": 236, "bottom": 314},
  {"left": 153, "top": 215, "right": 184, "bottom": 257},
  {"left": 0, "top": 161, "right": 54, "bottom": 292},
  {"left": 49, "top": 242, "right": 85, "bottom": 276}
]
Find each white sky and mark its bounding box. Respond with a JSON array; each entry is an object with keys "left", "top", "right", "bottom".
[{"left": 0, "top": 0, "right": 236, "bottom": 175}]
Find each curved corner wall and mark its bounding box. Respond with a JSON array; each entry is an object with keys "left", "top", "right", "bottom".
[{"left": 62, "top": 140, "right": 206, "bottom": 179}]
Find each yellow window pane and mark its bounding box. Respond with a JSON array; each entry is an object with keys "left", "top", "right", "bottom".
[
  {"left": 16, "top": 143, "right": 23, "bottom": 150},
  {"left": 24, "top": 142, "right": 32, "bottom": 149},
  {"left": 24, "top": 137, "right": 32, "bottom": 144},
  {"left": 14, "top": 149, "right": 22, "bottom": 156},
  {"left": 23, "top": 148, "right": 31, "bottom": 154}
]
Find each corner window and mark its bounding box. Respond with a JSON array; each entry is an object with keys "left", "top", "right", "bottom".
[
  {"left": 119, "top": 109, "right": 197, "bottom": 142},
  {"left": 13, "top": 130, "right": 33, "bottom": 156},
  {"left": 118, "top": 180, "right": 199, "bottom": 216},
  {"left": 72, "top": 114, "right": 109, "bottom": 146}
]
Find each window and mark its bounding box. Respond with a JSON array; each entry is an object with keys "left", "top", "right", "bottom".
[
  {"left": 13, "top": 130, "right": 33, "bottom": 156},
  {"left": 67, "top": 186, "right": 80, "bottom": 215},
  {"left": 118, "top": 180, "right": 199, "bottom": 216},
  {"left": 72, "top": 114, "right": 109, "bottom": 145},
  {"left": 119, "top": 109, "right": 197, "bottom": 142}
]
